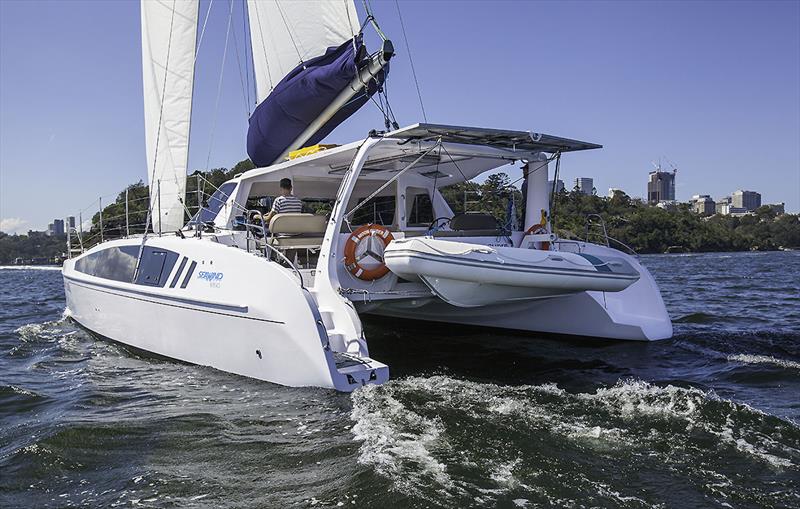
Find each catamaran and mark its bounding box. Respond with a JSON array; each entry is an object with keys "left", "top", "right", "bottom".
[{"left": 62, "top": 0, "right": 672, "bottom": 391}]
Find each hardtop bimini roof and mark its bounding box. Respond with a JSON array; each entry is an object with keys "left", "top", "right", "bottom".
[
  {"left": 236, "top": 123, "right": 601, "bottom": 193},
  {"left": 388, "top": 123, "right": 602, "bottom": 153}
]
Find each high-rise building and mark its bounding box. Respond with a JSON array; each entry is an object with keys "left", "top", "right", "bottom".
[
  {"left": 66, "top": 216, "right": 76, "bottom": 229},
  {"left": 647, "top": 170, "right": 676, "bottom": 203},
  {"left": 731, "top": 190, "right": 761, "bottom": 211},
  {"left": 52, "top": 219, "right": 65, "bottom": 236},
  {"left": 691, "top": 194, "right": 715, "bottom": 215},
  {"left": 716, "top": 196, "right": 732, "bottom": 215},
  {"left": 574, "top": 177, "right": 594, "bottom": 195},
  {"left": 548, "top": 179, "right": 565, "bottom": 194}
]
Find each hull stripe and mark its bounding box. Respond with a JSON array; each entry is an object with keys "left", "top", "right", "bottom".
[
  {"left": 170, "top": 256, "right": 188, "bottom": 288},
  {"left": 65, "top": 277, "right": 284, "bottom": 324},
  {"left": 180, "top": 261, "right": 197, "bottom": 289}
]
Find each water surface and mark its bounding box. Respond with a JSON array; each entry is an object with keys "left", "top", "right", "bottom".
[{"left": 1, "top": 252, "right": 798, "bottom": 508}]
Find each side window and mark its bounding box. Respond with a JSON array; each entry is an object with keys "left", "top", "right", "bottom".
[
  {"left": 135, "top": 248, "right": 179, "bottom": 287},
  {"left": 197, "top": 182, "right": 237, "bottom": 223},
  {"left": 75, "top": 246, "right": 139, "bottom": 282},
  {"left": 407, "top": 191, "right": 434, "bottom": 227},
  {"left": 350, "top": 195, "right": 396, "bottom": 226},
  {"left": 75, "top": 245, "right": 178, "bottom": 287}
]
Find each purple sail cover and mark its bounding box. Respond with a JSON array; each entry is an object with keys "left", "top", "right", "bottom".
[{"left": 247, "top": 36, "right": 387, "bottom": 167}]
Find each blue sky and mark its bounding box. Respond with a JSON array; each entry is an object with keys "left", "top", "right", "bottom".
[{"left": 1, "top": 0, "right": 798, "bottom": 234}]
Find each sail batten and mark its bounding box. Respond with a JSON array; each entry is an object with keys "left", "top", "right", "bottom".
[{"left": 141, "top": 0, "right": 198, "bottom": 233}]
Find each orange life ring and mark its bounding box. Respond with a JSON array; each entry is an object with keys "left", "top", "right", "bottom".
[{"left": 343, "top": 224, "right": 395, "bottom": 281}]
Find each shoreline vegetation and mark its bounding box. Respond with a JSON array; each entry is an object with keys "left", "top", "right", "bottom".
[{"left": 2, "top": 161, "right": 798, "bottom": 264}]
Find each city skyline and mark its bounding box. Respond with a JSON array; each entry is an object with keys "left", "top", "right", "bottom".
[{"left": 1, "top": 0, "right": 798, "bottom": 234}]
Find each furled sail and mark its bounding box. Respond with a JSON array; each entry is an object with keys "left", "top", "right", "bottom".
[
  {"left": 246, "top": 0, "right": 360, "bottom": 103},
  {"left": 141, "top": 0, "right": 198, "bottom": 233},
  {"left": 246, "top": 0, "right": 391, "bottom": 167}
]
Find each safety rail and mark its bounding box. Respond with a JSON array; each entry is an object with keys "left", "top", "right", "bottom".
[
  {"left": 583, "top": 214, "right": 638, "bottom": 257},
  {"left": 243, "top": 210, "right": 305, "bottom": 289},
  {"left": 64, "top": 177, "right": 209, "bottom": 259}
]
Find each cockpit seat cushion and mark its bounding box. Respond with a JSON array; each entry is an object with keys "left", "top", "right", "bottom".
[
  {"left": 269, "top": 213, "right": 327, "bottom": 235},
  {"left": 268, "top": 213, "right": 327, "bottom": 249},
  {"left": 449, "top": 212, "right": 498, "bottom": 231}
]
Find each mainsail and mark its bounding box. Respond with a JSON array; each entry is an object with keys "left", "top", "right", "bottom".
[
  {"left": 246, "top": 0, "right": 391, "bottom": 167},
  {"left": 141, "top": 0, "right": 198, "bottom": 234}
]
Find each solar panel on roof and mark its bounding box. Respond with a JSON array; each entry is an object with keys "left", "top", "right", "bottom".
[{"left": 385, "top": 123, "right": 602, "bottom": 153}]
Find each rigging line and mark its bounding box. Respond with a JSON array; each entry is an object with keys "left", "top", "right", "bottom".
[
  {"left": 274, "top": 0, "right": 304, "bottom": 64},
  {"left": 251, "top": 2, "right": 274, "bottom": 94},
  {"left": 394, "top": 0, "right": 427, "bottom": 122},
  {"left": 505, "top": 152, "right": 560, "bottom": 190},
  {"left": 194, "top": 0, "right": 214, "bottom": 65},
  {"left": 205, "top": 0, "right": 235, "bottom": 171},
  {"left": 241, "top": 0, "right": 251, "bottom": 108},
  {"left": 228, "top": 0, "right": 252, "bottom": 117},
  {"left": 438, "top": 143, "right": 471, "bottom": 184},
  {"left": 195, "top": 174, "right": 249, "bottom": 215},
  {"left": 361, "top": 0, "right": 388, "bottom": 41},
  {"left": 139, "top": 0, "right": 178, "bottom": 254},
  {"left": 550, "top": 152, "right": 562, "bottom": 230}
]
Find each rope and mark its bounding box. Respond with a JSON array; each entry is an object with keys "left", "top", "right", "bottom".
[
  {"left": 137, "top": 0, "right": 178, "bottom": 264},
  {"left": 550, "top": 152, "right": 562, "bottom": 230},
  {"left": 274, "top": 0, "right": 304, "bottom": 65},
  {"left": 362, "top": 0, "right": 388, "bottom": 41},
  {"left": 194, "top": 0, "right": 214, "bottom": 66},
  {"left": 228, "top": 0, "right": 252, "bottom": 117},
  {"left": 395, "top": 0, "right": 426, "bottom": 122},
  {"left": 241, "top": 0, "right": 251, "bottom": 107},
  {"left": 250, "top": 1, "right": 274, "bottom": 93},
  {"left": 204, "top": 0, "right": 234, "bottom": 171}
]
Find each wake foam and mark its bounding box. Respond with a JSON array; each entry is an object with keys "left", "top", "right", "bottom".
[
  {"left": 350, "top": 376, "right": 799, "bottom": 506},
  {"left": 727, "top": 353, "right": 800, "bottom": 371}
]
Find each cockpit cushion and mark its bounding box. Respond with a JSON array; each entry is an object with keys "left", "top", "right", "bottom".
[{"left": 269, "top": 213, "right": 327, "bottom": 235}]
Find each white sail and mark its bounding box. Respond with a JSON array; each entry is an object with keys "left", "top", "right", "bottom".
[
  {"left": 141, "top": 0, "right": 198, "bottom": 233},
  {"left": 247, "top": 0, "right": 360, "bottom": 103}
]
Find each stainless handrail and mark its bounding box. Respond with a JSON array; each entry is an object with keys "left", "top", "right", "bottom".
[
  {"left": 585, "top": 213, "right": 609, "bottom": 247},
  {"left": 583, "top": 214, "right": 638, "bottom": 256},
  {"left": 244, "top": 209, "right": 305, "bottom": 289}
]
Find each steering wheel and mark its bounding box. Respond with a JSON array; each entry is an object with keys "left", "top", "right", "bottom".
[{"left": 426, "top": 216, "right": 452, "bottom": 235}]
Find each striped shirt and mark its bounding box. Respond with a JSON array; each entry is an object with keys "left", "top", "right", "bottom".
[{"left": 271, "top": 195, "right": 303, "bottom": 214}]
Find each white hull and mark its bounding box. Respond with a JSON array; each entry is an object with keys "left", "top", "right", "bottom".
[
  {"left": 368, "top": 242, "right": 671, "bottom": 341},
  {"left": 63, "top": 125, "right": 673, "bottom": 391},
  {"left": 63, "top": 237, "right": 388, "bottom": 392}
]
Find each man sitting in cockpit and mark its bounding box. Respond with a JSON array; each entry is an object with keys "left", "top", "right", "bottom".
[{"left": 253, "top": 178, "right": 304, "bottom": 231}]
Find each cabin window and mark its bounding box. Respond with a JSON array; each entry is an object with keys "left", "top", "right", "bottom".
[
  {"left": 406, "top": 190, "right": 434, "bottom": 227},
  {"left": 75, "top": 245, "right": 179, "bottom": 287},
  {"left": 350, "top": 195, "right": 396, "bottom": 226},
  {"left": 197, "top": 182, "right": 237, "bottom": 223},
  {"left": 75, "top": 245, "right": 139, "bottom": 282},
  {"left": 134, "top": 248, "right": 180, "bottom": 287}
]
